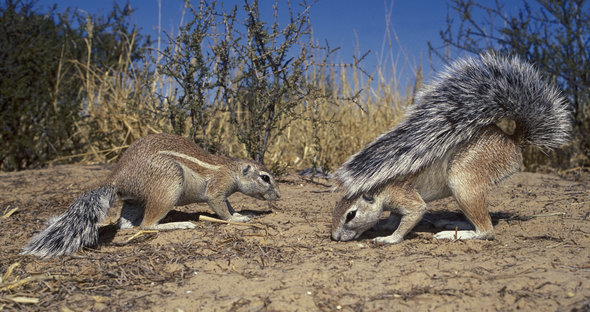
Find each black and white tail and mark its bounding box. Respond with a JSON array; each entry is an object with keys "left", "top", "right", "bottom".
[
  {"left": 22, "top": 186, "right": 116, "bottom": 258},
  {"left": 336, "top": 52, "right": 571, "bottom": 198}
]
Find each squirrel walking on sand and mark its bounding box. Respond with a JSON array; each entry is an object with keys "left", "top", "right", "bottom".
[
  {"left": 332, "top": 52, "right": 570, "bottom": 244},
  {"left": 23, "top": 133, "right": 280, "bottom": 258}
]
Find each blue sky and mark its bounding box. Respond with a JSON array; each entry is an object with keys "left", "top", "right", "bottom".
[{"left": 33, "top": 0, "right": 511, "bottom": 87}]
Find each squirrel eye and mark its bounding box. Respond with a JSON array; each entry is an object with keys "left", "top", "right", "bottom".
[
  {"left": 362, "top": 194, "right": 375, "bottom": 204},
  {"left": 260, "top": 174, "right": 271, "bottom": 183},
  {"left": 345, "top": 210, "right": 356, "bottom": 223}
]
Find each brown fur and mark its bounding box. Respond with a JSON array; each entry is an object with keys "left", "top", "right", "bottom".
[
  {"left": 446, "top": 126, "right": 522, "bottom": 237},
  {"left": 21, "top": 133, "right": 280, "bottom": 258},
  {"left": 332, "top": 125, "right": 523, "bottom": 243},
  {"left": 107, "top": 133, "right": 280, "bottom": 228}
]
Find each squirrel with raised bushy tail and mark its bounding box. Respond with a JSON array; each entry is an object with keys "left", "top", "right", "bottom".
[{"left": 332, "top": 52, "right": 571, "bottom": 244}]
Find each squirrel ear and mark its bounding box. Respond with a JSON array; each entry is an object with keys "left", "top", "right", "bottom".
[{"left": 242, "top": 164, "right": 252, "bottom": 176}]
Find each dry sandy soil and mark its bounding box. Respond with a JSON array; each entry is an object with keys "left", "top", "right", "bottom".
[{"left": 0, "top": 164, "right": 589, "bottom": 311}]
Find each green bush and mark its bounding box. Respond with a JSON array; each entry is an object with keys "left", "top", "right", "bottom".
[{"left": 0, "top": 0, "right": 150, "bottom": 171}]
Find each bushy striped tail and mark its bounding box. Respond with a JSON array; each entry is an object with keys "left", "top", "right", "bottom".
[
  {"left": 336, "top": 52, "right": 571, "bottom": 198},
  {"left": 22, "top": 186, "right": 116, "bottom": 258}
]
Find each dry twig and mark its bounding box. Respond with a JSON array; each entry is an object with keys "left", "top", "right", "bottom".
[
  {"left": 198, "top": 215, "right": 265, "bottom": 229},
  {"left": 126, "top": 230, "right": 159, "bottom": 242}
]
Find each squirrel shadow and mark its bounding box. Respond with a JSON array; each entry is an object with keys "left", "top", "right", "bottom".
[
  {"left": 360, "top": 211, "right": 521, "bottom": 240},
  {"left": 97, "top": 209, "right": 273, "bottom": 246},
  {"left": 160, "top": 209, "right": 273, "bottom": 223}
]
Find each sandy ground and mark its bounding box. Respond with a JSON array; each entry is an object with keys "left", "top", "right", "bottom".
[{"left": 0, "top": 164, "right": 589, "bottom": 311}]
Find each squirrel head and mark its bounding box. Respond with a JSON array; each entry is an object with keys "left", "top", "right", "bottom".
[
  {"left": 236, "top": 162, "right": 280, "bottom": 201},
  {"left": 331, "top": 192, "right": 383, "bottom": 241}
]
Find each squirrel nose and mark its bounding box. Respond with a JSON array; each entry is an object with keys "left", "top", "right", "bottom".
[{"left": 265, "top": 189, "right": 280, "bottom": 201}]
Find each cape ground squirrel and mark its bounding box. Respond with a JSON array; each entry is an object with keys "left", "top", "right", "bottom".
[
  {"left": 332, "top": 52, "right": 570, "bottom": 244},
  {"left": 23, "top": 133, "right": 280, "bottom": 257}
]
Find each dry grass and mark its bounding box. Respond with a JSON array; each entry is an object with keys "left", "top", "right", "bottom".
[
  {"left": 50, "top": 4, "right": 582, "bottom": 175},
  {"left": 58, "top": 24, "right": 581, "bottom": 176},
  {"left": 63, "top": 22, "right": 414, "bottom": 173},
  {"left": 50, "top": 27, "right": 171, "bottom": 166}
]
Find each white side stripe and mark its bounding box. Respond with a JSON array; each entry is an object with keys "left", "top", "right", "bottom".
[{"left": 158, "top": 150, "right": 220, "bottom": 170}]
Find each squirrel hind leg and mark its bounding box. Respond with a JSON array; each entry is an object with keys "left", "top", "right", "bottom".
[
  {"left": 434, "top": 230, "right": 489, "bottom": 240},
  {"left": 433, "top": 186, "right": 495, "bottom": 241},
  {"left": 118, "top": 200, "right": 144, "bottom": 229},
  {"left": 139, "top": 187, "right": 182, "bottom": 230},
  {"left": 139, "top": 194, "right": 197, "bottom": 230},
  {"left": 444, "top": 166, "right": 496, "bottom": 241},
  {"left": 450, "top": 187, "right": 495, "bottom": 240},
  {"left": 442, "top": 130, "right": 522, "bottom": 241},
  {"left": 118, "top": 201, "right": 195, "bottom": 230},
  {"left": 150, "top": 221, "right": 196, "bottom": 230}
]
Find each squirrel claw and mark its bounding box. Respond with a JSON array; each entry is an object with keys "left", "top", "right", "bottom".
[
  {"left": 372, "top": 235, "right": 403, "bottom": 245},
  {"left": 227, "top": 213, "right": 251, "bottom": 223}
]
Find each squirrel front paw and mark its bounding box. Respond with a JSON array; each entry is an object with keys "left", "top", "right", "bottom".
[
  {"left": 227, "top": 213, "right": 251, "bottom": 223},
  {"left": 373, "top": 235, "right": 403, "bottom": 245}
]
